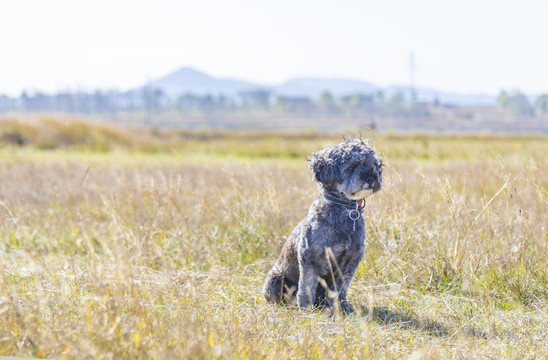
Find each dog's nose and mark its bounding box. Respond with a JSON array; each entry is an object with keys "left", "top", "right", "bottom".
[{"left": 362, "top": 174, "right": 375, "bottom": 183}]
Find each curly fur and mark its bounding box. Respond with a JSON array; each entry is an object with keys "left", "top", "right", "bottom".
[{"left": 263, "top": 137, "right": 383, "bottom": 313}]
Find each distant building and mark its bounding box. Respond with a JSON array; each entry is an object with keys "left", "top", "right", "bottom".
[{"left": 277, "top": 96, "right": 313, "bottom": 115}]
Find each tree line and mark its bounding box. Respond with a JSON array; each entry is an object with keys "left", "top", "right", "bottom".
[
  {"left": 0, "top": 88, "right": 426, "bottom": 119},
  {"left": 2, "top": 87, "right": 547, "bottom": 119},
  {"left": 497, "top": 90, "right": 548, "bottom": 116}
]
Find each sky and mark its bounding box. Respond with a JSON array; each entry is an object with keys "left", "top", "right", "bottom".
[{"left": 1, "top": 0, "right": 548, "bottom": 97}]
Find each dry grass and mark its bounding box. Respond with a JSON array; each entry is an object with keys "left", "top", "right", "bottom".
[{"left": 0, "top": 117, "right": 547, "bottom": 359}]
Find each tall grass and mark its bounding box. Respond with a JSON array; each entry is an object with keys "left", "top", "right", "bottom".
[{"left": 0, "top": 117, "right": 547, "bottom": 358}]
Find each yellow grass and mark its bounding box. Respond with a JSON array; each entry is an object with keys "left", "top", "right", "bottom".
[{"left": 0, "top": 117, "right": 547, "bottom": 359}]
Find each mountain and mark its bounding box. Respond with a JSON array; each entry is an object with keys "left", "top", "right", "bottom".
[
  {"left": 134, "top": 66, "right": 497, "bottom": 106},
  {"left": 140, "top": 67, "right": 266, "bottom": 98},
  {"left": 275, "top": 77, "right": 378, "bottom": 98}
]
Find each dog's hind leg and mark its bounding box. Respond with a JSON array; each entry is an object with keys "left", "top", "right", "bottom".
[
  {"left": 314, "top": 284, "right": 327, "bottom": 308},
  {"left": 263, "top": 268, "right": 298, "bottom": 305},
  {"left": 263, "top": 263, "right": 290, "bottom": 304},
  {"left": 263, "top": 272, "right": 284, "bottom": 303}
]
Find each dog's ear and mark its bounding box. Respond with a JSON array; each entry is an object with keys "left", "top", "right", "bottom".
[
  {"left": 377, "top": 156, "right": 384, "bottom": 175},
  {"left": 307, "top": 151, "right": 340, "bottom": 187}
]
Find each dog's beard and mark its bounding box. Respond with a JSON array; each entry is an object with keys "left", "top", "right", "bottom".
[
  {"left": 347, "top": 188, "right": 374, "bottom": 200},
  {"left": 337, "top": 176, "right": 381, "bottom": 200},
  {"left": 336, "top": 184, "right": 375, "bottom": 200}
]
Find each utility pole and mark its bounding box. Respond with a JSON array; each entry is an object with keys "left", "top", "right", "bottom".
[
  {"left": 409, "top": 51, "right": 417, "bottom": 104},
  {"left": 144, "top": 77, "right": 152, "bottom": 126}
]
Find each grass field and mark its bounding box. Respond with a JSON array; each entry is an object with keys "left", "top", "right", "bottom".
[{"left": 0, "top": 118, "right": 547, "bottom": 359}]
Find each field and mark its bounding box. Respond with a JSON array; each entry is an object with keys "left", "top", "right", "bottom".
[{"left": 0, "top": 118, "right": 547, "bottom": 359}]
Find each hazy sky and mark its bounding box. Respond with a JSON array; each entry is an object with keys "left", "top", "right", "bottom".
[{"left": 2, "top": 0, "right": 547, "bottom": 96}]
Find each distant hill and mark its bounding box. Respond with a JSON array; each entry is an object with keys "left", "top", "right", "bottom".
[
  {"left": 136, "top": 67, "right": 262, "bottom": 98},
  {"left": 276, "top": 77, "right": 378, "bottom": 98},
  {"left": 134, "top": 66, "right": 497, "bottom": 106}
]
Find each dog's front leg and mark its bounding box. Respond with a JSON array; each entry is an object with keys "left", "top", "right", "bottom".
[
  {"left": 337, "top": 249, "right": 365, "bottom": 314},
  {"left": 334, "top": 279, "right": 353, "bottom": 314},
  {"left": 296, "top": 264, "right": 319, "bottom": 308}
]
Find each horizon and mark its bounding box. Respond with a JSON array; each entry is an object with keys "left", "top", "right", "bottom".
[
  {"left": 2, "top": 65, "right": 506, "bottom": 99},
  {"left": 2, "top": 0, "right": 548, "bottom": 97}
]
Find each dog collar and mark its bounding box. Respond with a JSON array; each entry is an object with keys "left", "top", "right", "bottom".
[
  {"left": 322, "top": 193, "right": 366, "bottom": 211},
  {"left": 322, "top": 193, "right": 366, "bottom": 232}
]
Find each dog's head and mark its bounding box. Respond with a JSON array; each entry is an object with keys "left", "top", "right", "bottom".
[{"left": 308, "top": 137, "right": 383, "bottom": 200}]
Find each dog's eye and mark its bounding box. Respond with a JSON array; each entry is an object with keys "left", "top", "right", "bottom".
[{"left": 347, "top": 165, "right": 357, "bottom": 173}]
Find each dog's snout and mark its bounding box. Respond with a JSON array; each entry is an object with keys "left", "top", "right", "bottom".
[
  {"left": 361, "top": 172, "right": 375, "bottom": 183},
  {"left": 362, "top": 172, "right": 381, "bottom": 193}
]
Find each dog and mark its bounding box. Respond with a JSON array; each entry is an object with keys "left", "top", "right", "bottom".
[{"left": 263, "top": 136, "right": 382, "bottom": 313}]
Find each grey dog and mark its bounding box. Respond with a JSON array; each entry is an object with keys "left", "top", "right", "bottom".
[{"left": 263, "top": 137, "right": 382, "bottom": 313}]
